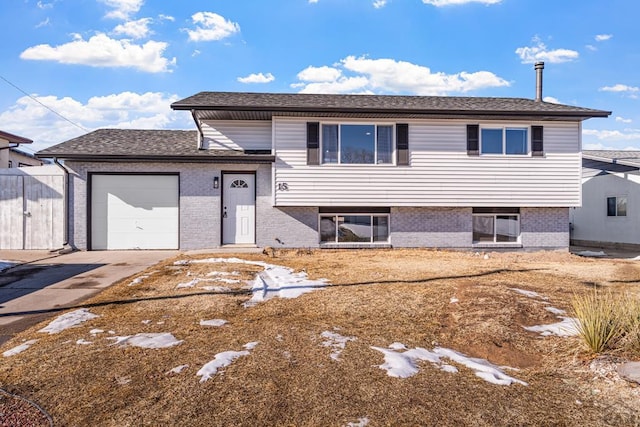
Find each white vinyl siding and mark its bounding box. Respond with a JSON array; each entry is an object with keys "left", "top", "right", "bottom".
[
  {"left": 273, "top": 118, "right": 581, "bottom": 207},
  {"left": 201, "top": 120, "right": 272, "bottom": 151}
]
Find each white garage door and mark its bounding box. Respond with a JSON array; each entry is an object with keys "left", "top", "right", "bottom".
[{"left": 91, "top": 174, "right": 179, "bottom": 250}]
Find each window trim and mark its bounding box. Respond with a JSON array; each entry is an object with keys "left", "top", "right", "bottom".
[
  {"left": 320, "top": 123, "right": 396, "bottom": 166},
  {"left": 472, "top": 213, "right": 521, "bottom": 245},
  {"left": 606, "top": 196, "right": 627, "bottom": 217},
  {"left": 479, "top": 126, "right": 530, "bottom": 156},
  {"left": 318, "top": 213, "right": 390, "bottom": 244}
]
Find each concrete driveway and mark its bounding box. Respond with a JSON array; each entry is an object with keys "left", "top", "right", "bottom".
[{"left": 0, "top": 250, "right": 177, "bottom": 345}]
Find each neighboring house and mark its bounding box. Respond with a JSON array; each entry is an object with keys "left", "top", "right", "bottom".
[
  {"left": 8, "top": 147, "right": 44, "bottom": 168},
  {"left": 37, "top": 69, "right": 610, "bottom": 251},
  {"left": 0, "top": 130, "right": 33, "bottom": 169},
  {"left": 570, "top": 151, "right": 640, "bottom": 249}
]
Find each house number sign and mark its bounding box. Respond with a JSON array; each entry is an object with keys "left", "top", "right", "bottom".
[{"left": 277, "top": 183, "right": 289, "bottom": 191}]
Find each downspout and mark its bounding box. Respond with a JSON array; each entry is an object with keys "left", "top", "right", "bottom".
[
  {"left": 53, "top": 157, "right": 74, "bottom": 253},
  {"left": 191, "top": 109, "right": 205, "bottom": 149}
]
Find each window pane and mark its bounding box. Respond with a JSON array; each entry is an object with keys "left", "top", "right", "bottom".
[
  {"left": 373, "top": 216, "right": 389, "bottom": 242},
  {"left": 338, "top": 215, "right": 372, "bottom": 242},
  {"left": 322, "top": 125, "right": 338, "bottom": 164},
  {"left": 377, "top": 126, "right": 393, "bottom": 164},
  {"left": 505, "top": 128, "right": 527, "bottom": 155},
  {"left": 319, "top": 216, "right": 336, "bottom": 242},
  {"left": 617, "top": 197, "right": 627, "bottom": 216},
  {"left": 496, "top": 215, "right": 519, "bottom": 242},
  {"left": 341, "top": 125, "right": 375, "bottom": 164},
  {"left": 607, "top": 197, "right": 616, "bottom": 216},
  {"left": 473, "top": 216, "right": 495, "bottom": 242},
  {"left": 481, "top": 129, "right": 503, "bottom": 154}
]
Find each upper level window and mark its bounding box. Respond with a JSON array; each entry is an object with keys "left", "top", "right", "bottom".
[
  {"left": 322, "top": 124, "right": 393, "bottom": 165},
  {"left": 607, "top": 196, "right": 627, "bottom": 217},
  {"left": 481, "top": 127, "right": 528, "bottom": 155}
]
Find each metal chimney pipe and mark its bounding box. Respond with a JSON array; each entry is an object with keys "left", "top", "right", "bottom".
[{"left": 534, "top": 61, "right": 544, "bottom": 102}]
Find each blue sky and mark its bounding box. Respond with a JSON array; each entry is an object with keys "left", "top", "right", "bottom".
[{"left": 0, "top": 0, "right": 638, "bottom": 153}]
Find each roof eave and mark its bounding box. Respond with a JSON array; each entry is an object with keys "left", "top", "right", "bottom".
[
  {"left": 173, "top": 104, "right": 611, "bottom": 120},
  {"left": 35, "top": 154, "right": 276, "bottom": 163}
]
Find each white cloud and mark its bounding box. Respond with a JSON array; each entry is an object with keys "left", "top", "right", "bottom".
[
  {"left": 583, "top": 128, "right": 640, "bottom": 142},
  {"left": 0, "top": 91, "right": 190, "bottom": 152},
  {"left": 373, "top": 0, "right": 388, "bottom": 8},
  {"left": 600, "top": 84, "right": 639, "bottom": 95},
  {"left": 192, "top": 49, "right": 201, "bottom": 57},
  {"left": 595, "top": 34, "right": 612, "bottom": 42},
  {"left": 515, "top": 38, "right": 579, "bottom": 64},
  {"left": 292, "top": 56, "right": 509, "bottom": 95},
  {"left": 113, "top": 18, "right": 153, "bottom": 39},
  {"left": 616, "top": 116, "right": 632, "bottom": 124},
  {"left": 309, "top": 0, "right": 319, "bottom": 3},
  {"left": 186, "top": 12, "right": 240, "bottom": 42},
  {"left": 158, "top": 14, "right": 175, "bottom": 22},
  {"left": 543, "top": 96, "right": 560, "bottom": 104},
  {"left": 422, "top": 0, "right": 501, "bottom": 6},
  {"left": 585, "top": 44, "right": 597, "bottom": 52},
  {"left": 237, "top": 72, "right": 275, "bottom": 84},
  {"left": 37, "top": 1, "right": 54, "bottom": 9},
  {"left": 99, "top": 0, "right": 144, "bottom": 20},
  {"left": 20, "top": 33, "right": 175, "bottom": 73},
  {"left": 297, "top": 66, "right": 342, "bottom": 82},
  {"left": 35, "top": 17, "right": 50, "bottom": 28}
]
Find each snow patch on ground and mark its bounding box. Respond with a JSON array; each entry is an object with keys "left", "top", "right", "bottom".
[
  {"left": 509, "top": 288, "right": 549, "bottom": 300},
  {"left": 0, "top": 260, "right": 17, "bottom": 272},
  {"left": 2, "top": 339, "right": 38, "bottom": 357},
  {"left": 167, "top": 364, "right": 189, "bottom": 375},
  {"left": 201, "top": 285, "right": 232, "bottom": 292},
  {"left": 109, "top": 333, "right": 183, "bottom": 349},
  {"left": 39, "top": 309, "right": 99, "bottom": 334},
  {"left": 524, "top": 317, "right": 579, "bottom": 337},
  {"left": 321, "top": 330, "right": 356, "bottom": 361},
  {"left": 76, "top": 339, "right": 92, "bottom": 345},
  {"left": 175, "top": 257, "right": 328, "bottom": 306},
  {"left": 128, "top": 275, "right": 148, "bottom": 286},
  {"left": 576, "top": 250, "right": 607, "bottom": 258},
  {"left": 90, "top": 329, "right": 104, "bottom": 335},
  {"left": 177, "top": 277, "right": 240, "bottom": 289},
  {"left": 197, "top": 342, "right": 259, "bottom": 383},
  {"left": 372, "top": 343, "right": 526, "bottom": 386},
  {"left": 200, "top": 319, "right": 227, "bottom": 327},
  {"left": 545, "top": 306, "right": 567, "bottom": 315},
  {"left": 346, "top": 417, "right": 370, "bottom": 427},
  {"left": 450, "top": 297, "right": 459, "bottom": 304}
]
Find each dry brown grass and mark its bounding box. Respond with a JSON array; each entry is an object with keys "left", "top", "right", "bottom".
[{"left": 2, "top": 249, "right": 640, "bottom": 426}]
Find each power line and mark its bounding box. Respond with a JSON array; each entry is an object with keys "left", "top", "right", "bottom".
[{"left": 0, "top": 74, "right": 89, "bottom": 132}]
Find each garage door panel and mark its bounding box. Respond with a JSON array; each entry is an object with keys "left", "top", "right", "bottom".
[{"left": 91, "top": 175, "right": 179, "bottom": 250}]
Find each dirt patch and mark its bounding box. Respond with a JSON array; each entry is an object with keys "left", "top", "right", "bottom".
[{"left": 1, "top": 249, "right": 639, "bottom": 426}]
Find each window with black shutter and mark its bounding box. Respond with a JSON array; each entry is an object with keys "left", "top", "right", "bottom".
[
  {"left": 531, "top": 125, "right": 544, "bottom": 157},
  {"left": 307, "top": 122, "right": 320, "bottom": 165},
  {"left": 396, "top": 123, "right": 409, "bottom": 165},
  {"left": 467, "top": 124, "right": 479, "bottom": 156}
]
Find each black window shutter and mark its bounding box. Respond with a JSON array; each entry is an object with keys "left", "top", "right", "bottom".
[
  {"left": 467, "top": 124, "right": 479, "bottom": 156},
  {"left": 532, "top": 125, "right": 544, "bottom": 157},
  {"left": 307, "top": 122, "right": 320, "bottom": 165},
  {"left": 396, "top": 123, "right": 409, "bottom": 165}
]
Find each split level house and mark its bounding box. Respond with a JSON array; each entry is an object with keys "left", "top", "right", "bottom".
[
  {"left": 37, "top": 71, "right": 610, "bottom": 251},
  {"left": 570, "top": 151, "right": 640, "bottom": 249}
]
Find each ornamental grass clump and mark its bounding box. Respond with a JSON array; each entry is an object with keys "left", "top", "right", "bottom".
[{"left": 571, "top": 291, "right": 626, "bottom": 354}]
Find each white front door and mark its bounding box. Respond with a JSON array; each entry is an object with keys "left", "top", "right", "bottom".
[{"left": 222, "top": 173, "right": 255, "bottom": 245}]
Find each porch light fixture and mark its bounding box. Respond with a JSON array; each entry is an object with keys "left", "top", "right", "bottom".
[{"left": 213, "top": 176, "right": 219, "bottom": 189}]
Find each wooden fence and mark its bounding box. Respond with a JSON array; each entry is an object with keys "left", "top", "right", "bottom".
[{"left": 0, "top": 165, "right": 65, "bottom": 250}]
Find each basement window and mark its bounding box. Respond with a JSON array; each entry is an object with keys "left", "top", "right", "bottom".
[
  {"left": 472, "top": 208, "right": 520, "bottom": 244},
  {"left": 319, "top": 213, "right": 389, "bottom": 244}
]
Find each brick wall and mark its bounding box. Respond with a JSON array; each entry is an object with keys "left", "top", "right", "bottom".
[
  {"left": 391, "top": 207, "right": 472, "bottom": 247},
  {"left": 520, "top": 207, "right": 569, "bottom": 249},
  {"left": 65, "top": 160, "right": 569, "bottom": 250}
]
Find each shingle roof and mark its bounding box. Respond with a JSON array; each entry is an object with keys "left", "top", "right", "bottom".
[
  {"left": 171, "top": 91, "right": 610, "bottom": 121},
  {"left": 36, "top": 129, "right": 274, "bottom": 162},
  {"left": 0, "top": 130, "right": 33, "bottom": 144},
  {"left": 583, "top": 150, "right": 640, "bottom": 168}
]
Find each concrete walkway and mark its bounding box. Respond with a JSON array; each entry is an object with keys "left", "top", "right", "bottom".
[{"left": 0, "top": 250, "right": 177, "bottom": 345}]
